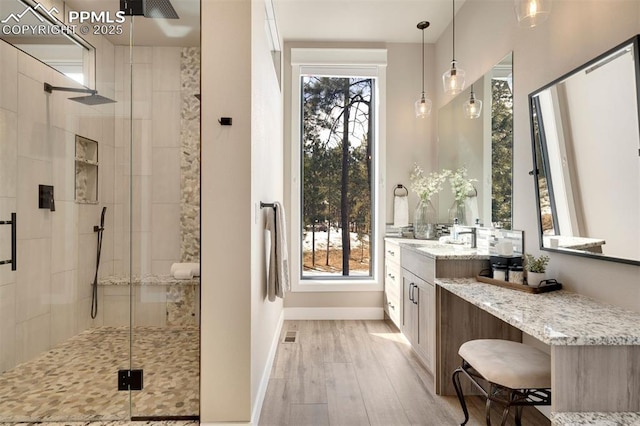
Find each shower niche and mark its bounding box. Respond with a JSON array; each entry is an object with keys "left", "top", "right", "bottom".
[{"left": 75, "top": 135, "right": 99, "bottom": 203}]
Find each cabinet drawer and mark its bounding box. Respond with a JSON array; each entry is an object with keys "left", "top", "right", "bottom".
[
  {"left": 385, "top": 241, "right": 401, "bottom": 264},
  {"left": 401, "top": 247, "right": 435, "bottom": 283},
  {"left": 384, "top": 288, "right": 400, "bottom": 310},
  {"left": 385, "top": 260, "right": 401, "bottom": 288}
]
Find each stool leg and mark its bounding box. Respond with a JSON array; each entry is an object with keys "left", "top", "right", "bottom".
[
  {"left": 499, "top": 397, "right": 511, "bottom": 426},
  {"left": 485, "top": 386, "right": 493, "bottom": 426},
  {"left": 452, "top": 367, "right": 470, "bottom": 426},
  {"left": 515, "top": 404, "right": 523, "bottom": 426},
  {"left": 499, "top": 389, "right": 518, "bottom": 426}
]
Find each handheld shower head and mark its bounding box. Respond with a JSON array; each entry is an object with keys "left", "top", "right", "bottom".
[
  {"left": 100, "top": 206, "right": 107, "bottom": 228},
  {"left": 94, "top": 206, "right": 107, "bottom": 232},
  {"left": 44, "top": 83, "right": 116, "bottom": 105}
]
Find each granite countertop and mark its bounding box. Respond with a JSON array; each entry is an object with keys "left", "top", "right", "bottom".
[
  {"left": 551, "top": 411, "right": 640, "bottom": 425},
  {"left": 385, "top": 237, "right": 490, "bottom": 260},
  {"left": 436, "top": 278, "right": 640, "bottom": 346}
]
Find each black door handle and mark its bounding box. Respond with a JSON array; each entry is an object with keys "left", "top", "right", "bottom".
[{"left": 0, "top": 213, "right": 16, "bottom": 271}]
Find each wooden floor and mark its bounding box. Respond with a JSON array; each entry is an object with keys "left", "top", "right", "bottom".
[{"left": 259, "top": 320, "right": 551, "bottom": 426}]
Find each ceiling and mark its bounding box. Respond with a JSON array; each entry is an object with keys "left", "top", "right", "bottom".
[
  {"left": 272, "top": 0, "right": 466, "bottom": 44},
  {"left": 61, "top": 0, "right": 464, "bottom": 47}
]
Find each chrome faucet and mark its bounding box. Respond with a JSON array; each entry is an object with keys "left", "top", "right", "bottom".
[{"left": 457, "top": 227, "right": 477, "bottom": 248}]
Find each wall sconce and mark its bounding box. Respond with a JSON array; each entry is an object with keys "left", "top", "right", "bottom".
[
  {"left": 415, "top": 21, "right": 432, "bottom": 118},
  {"left": 442, "top": 0, "right": 465, "bottom": 95},
  {"left": 514, "top": 0, "right": 551, "bottom": 27}
]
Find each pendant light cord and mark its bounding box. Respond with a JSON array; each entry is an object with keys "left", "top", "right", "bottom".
[
  {"left": 421, "top": 26, "right": 425, "bottom": 95},
  {"left": 452, "top": 0, "right": 456, "bottom": 62}
]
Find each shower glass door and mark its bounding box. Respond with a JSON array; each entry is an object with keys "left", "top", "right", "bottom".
[
  {"left": 0, "top": 0, "right": 199, "bottom": 421},
  {"left": 124, "top": 0, "right": 201, "bottom": 419},
  {"left": 0, "top": 0, "right": 129, "bottom": 421}
]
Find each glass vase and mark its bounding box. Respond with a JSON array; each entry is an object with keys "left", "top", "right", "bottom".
[
  {"left": 414, "top": 199, "right": 436, "bottom": 239},
  {"left": 448, "top": 200, "right": 466, "bottom": 225}
]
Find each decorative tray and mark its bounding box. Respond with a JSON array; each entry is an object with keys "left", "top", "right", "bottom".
[{"left": 475, "top": 275, "right": 562, "bottom": 294}]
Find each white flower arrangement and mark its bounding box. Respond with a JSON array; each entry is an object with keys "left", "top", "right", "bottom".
[
  {"left": 410, "top": 164, "right": 449, "bottom": 202},
  {"left": 449, "top": 166, "right": 477, "bottom": 203}
]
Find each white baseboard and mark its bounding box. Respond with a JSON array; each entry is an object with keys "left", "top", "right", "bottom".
[
  {"left": 250, "top": 309, "right": 284, "bottom": 425},
  {"left": 284, "top": 307, "right": 384, "bottom": 320}
]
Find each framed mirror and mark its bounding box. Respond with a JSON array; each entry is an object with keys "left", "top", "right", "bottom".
[
  {"left": 529, "top": 35, "right": 640, "bottom": 266},
  {"left": 438, "top": 53, "right": 513, "bottom": 229}
]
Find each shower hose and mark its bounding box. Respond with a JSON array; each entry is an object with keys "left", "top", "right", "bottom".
[{"left": 91, "top": 206, "right": 106, "bottom": 319}]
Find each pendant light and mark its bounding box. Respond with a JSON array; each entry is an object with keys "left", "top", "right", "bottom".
[
  {"left": 463, "top": 84, "right": 482, "bottom": 119},
  {"left": 415, "top": 21, "right": 432, "bottom": 118},
  {"left": 514, "top": 0, "right": 551, "bottom": 27},
  {"left": 442, "top": 0, "right": 465, "bottom": 96}
]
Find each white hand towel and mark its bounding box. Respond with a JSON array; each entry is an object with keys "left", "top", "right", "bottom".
[
  {"left": 173, "top": 269, "right": 194, "bottom": 280},
  {"left": 393, "top": 195, "right": 409, "bottom": 228},
  {"left": 266, "top": 202, "right": 290, "bottom": 302},
  {"left": 170, "top": 262, "right": 200, "bottom": 277}
]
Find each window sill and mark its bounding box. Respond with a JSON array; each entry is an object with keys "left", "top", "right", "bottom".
[{"left": 292, "top": 279, "right": 383, "bottom": 292}]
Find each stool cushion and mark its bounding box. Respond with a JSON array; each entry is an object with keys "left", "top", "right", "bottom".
[{"left": 459, "top": 339, "right": 551, "bottom": 390}]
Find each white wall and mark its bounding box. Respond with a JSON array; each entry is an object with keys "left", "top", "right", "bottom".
[
  {"left": 201, "top": 0, "right": 285, "bottom": 422},
  {"left": 434, "top": 0, "right": 640, "bottom": 310},
  {"left": 250, "top": 0, "right": 286, "bottom": 420},
  {"left": 201, "top": 0, "right": 252, "bottom": 420}
]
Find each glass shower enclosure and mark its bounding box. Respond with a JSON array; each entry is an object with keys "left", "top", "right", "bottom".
[{"left": 0, "top": 0, "right": 200, "bottom": 421}]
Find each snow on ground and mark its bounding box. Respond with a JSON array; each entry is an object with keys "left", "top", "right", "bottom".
[{"left": 302, "top": 228, "right": 369, "bottom": 252}]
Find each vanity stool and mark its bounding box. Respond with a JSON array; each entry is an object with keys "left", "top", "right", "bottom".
[{"left": 452, "top": 339, "right": 551, "bottom": 426}]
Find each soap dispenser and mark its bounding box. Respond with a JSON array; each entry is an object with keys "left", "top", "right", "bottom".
[{"left": 452, "top": 218, "right": 459, "bottom": 241}]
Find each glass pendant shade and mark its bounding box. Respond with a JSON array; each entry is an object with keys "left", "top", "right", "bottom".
[
  {"left": 415, "top": 93, "right": 432, "bottom": 118},
  {"left": 464, "top": 86, "right": 482, "bottom": 119},
  {"left": 443, "top": 61, "right": 466, "bottom": 95},
  {"left": 514, "top": 0, "right": 551, "bottom": 27}
]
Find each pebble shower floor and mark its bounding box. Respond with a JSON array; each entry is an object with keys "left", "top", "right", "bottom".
[{"left": 0, "top": 326, "right": 199, "bottom": 422}]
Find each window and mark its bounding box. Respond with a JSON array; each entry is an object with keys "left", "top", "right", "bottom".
[{"left": 290, "top": 48, "right": 387, "bottom": 291}]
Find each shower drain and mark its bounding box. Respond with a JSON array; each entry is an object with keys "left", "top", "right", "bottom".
[{"left": 282, "top": 330, "right": 298, "bottom": 343}]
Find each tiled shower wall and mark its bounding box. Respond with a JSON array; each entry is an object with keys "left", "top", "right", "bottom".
[
  {"left": 0, "top": 35, "right": 116, "bottom": 373},
  {"left": 0, "top": 39, "right": 200, "bottom": 374},
  {"left": 112, "top": 46, "right": 201, "bottom": 278}
]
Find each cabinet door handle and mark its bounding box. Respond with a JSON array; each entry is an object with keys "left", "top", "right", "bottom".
[
  {"left": 387, "top": 249, "right": 395, "bottom": 256},
  {"left": 387, "top": 272, "right": 395, "bottom": 280},
  {"left": 409, "top": 283, "right": 415, "bottom": 302}
]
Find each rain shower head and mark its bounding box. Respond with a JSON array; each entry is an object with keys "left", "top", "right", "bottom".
[
  {"left": 120, "top": 0, "right": 179, "bottom": 19},
  {"left": 68, "top": 94, "right": 117, "bottom": 106},
  {"left": 44, "top": 83, "right": 116, "bottom": 105},
  {"left": 144, "top": 0, "right": 179, "bottom": 19}
]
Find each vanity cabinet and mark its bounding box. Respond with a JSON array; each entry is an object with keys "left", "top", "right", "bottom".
[
  {"left": 400, "top": 245, "right": 489, "bottom": 376},
  {"left": 401, "top": 268, "right": 435, "bottom": 373},
  {"left": 383, "top": 240, "right": 402, "bottom": 327}
]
